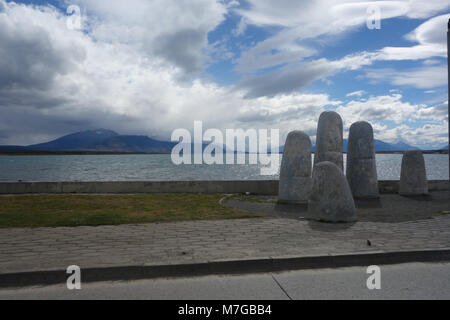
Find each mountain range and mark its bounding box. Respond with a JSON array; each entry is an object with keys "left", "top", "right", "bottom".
[
  {"left": 0, "top": 129, "right": 176, "bottom": 153},
  {"left": 279, "top": 139, "right": 420, "bottom": 153},
  {"left": 0, "top": 129, "right": 443, "bottom": 153}
]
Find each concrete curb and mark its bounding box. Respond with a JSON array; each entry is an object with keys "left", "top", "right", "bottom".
[{"left": 1, "top": 248, "right": 450, "bottom": 288}]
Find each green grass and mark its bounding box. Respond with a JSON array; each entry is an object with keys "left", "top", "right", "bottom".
[
  {"left": 0, "top": 194, "right": 265, "bottom": 228},
  {"left": 230, "top": 194, "right": 278, "bottom": 204}
]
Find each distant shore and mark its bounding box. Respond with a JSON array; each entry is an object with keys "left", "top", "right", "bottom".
[
  {"left": 0, "top": 151, "right": 171, "bottom": 156},
  {"left": 376, "top": 150, "right": 448, "bottom": 155},
  {"left": 0, "top": 150, "right": 447, "bottom": 156}
]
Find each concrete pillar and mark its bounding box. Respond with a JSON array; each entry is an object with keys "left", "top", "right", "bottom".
[
  {"left": 278, "top": 131, "right": 312, "bottom": 203},
  {"left": 308, "top": 161, "right": 357, "bottom": 223},
  {"left": 399, "top": 150, "right": 429, "bottom": 196},
  {"left": 314, "top": 111, "right": 344, "bottom": 171},
  {"left": 346, "top": 121, "right": 379, "bottom": 199}
]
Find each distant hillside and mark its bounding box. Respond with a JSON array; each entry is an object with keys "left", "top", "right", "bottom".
[
  {"left": 91, "top": 135, "right": 176, "bottom": 153},
  {"left": 344, "top": 139, "right": 418, "bottom": 152},
  {"left": 0, "top": 129, "right": 432, "bottom": 154},
  {"left": 0, "top": 129, "right": 175, "bottom": 154},
  {"left": 0, "top": 145, "right": 29, "bottom": 152},
  {"left": 27, "top": 129, "right": 119, "bottom": 151},
  {"left": 372, "top": 140, "right": 418, "bottom": 152},
  {"left": 373, "top": 140, "right": 398, "bottom": 152},
  {"left": 279, "top": 139, "right": 418, "bottom": 153},
  {"left": 389, "top": 141, "right": 419, "bottom": 151}
]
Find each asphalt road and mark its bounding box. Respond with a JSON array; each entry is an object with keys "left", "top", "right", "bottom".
[{"left": 1, "top": 262, "right": 450, "bottom": 300}]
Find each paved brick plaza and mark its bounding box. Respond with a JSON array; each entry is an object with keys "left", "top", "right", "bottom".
[{"left": 0, "top": 191, "right": 449, "bottom": 275}]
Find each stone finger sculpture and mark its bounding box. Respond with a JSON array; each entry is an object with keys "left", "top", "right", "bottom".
[
  {"left": 314, "top": 111, "right": 344, "bottom": 171},
  {"left": 399, "top": 150, "right": 429, "bottom": 196},
  {"left": 308, "top": 161, "right": 357, "bottom": 223},
  {"left": 278, "top": 131, "right": 312, "bottom": 203},
  {"left": 346, "top": 121, "right": 379, "bottom": 199}
]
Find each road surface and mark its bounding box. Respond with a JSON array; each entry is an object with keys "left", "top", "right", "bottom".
[{"left": 1, "top": 262, "right": 450, "bottom": 300}]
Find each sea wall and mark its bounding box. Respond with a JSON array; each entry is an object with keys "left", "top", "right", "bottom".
[{"left": 0, "top": 180, "right": 448, "bottom": 195}]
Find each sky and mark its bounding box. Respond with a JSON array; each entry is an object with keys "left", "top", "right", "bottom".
[{"left": 0, "top": 0, "right": 449, "bottom": 149}]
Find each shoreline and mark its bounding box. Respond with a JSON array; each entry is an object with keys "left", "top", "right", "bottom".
[
  {"left": 0, "top": 180, "right": 448, "bottom": 195},
  {"left": 0, "top": 151, "right": 170, "bottom": 156},
  {"left": 0, "top": 150, "right": 448, "bottom": 156}
]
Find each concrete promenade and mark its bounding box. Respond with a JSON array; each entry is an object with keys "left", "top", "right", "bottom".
[{"left": 0, "top": 191, "right": 449, "bottom": 287}]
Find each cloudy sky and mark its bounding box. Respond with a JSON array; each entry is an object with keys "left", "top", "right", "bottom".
[{"left": 0, "top": 0, "right": 449, "bottom": 148}]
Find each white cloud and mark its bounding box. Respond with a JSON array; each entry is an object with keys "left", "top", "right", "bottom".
[
  {"left": 233, "top": 17, "right": 247, "bottom": 36},
  {"left": 0, "top": 0, "right": 344, "bottom": 145},
  {"left": 336, "top": 93, "right": 421, "bottom": 125},
  {"left": 423, "top": 59, "right": 442, "bottom": 65},
  {"left": 226, "top": 0, "right": 240, "bottom": 9},
  {"left": 336, "top": 94, "right": 448, "bottom": 148},
  {"left": 236, "top": 0, "right": 431, "bottom": 29},
  {"left": 237, "top": 93, "right": 341, "bottom": 122},
  {"left": 373, "top": 123, "right": 448, "bottom": 148},
  {"left": 239, "top": 51, "right": 379, "bottom": 98},
  {"left": 234, "top": 29, "right": 317, "bottom": 74},
  {"left": 70, "top": 0, "right": 228, "bottom": 76},
  {"left": 379, "top": 13, "right": 450, "bottom": 61},
  {"left": 235, "top": 1, "right": 450, "bottom": 67},
  {"left": 0, "top": 0, "right": 448, "bottom": 149},
  {"left": 364, "top": 65, "right": 447, "bottom": 89},
  {"left": 361, "top": 13, "right": 450, "bottom": 90},
  {"left": 416, "top": 101, "right": 449, "bottom": 121},
  {"left": 404, "top": 0, "right": 450, "bottom": 18},
  {"left": 233, "top": 2, "right": 450, "bottom": 96},
  {"left": 346, "top": 90, "right": 366, "bottom": 97}
]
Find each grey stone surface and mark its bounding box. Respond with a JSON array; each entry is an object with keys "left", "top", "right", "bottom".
[
  {"left": 1, "top": 203, "right": 450, "bottom": 276},
  {"left": 399, "top": 150, "right": 429, "bottom": 196},
  {"left": 278, "top": 131, "right": 312, "bottom": 203},
  {"left": 346, "top": 121, "right": 379, "bottom": 199},
  {"left": 275, "top": 262, "right": 450, "bottom": 300},
  {"left": 225, "top": 191, "right": 450, "bottom": 223},
  {"left": 3, "top": 262, "right": 450, "bottom": 300},
  {"left": 314, "top": 111, "right": 344, "bottom": 171},
  {"left": 309, "top": 161, "right": 356, "bottom": 222}
]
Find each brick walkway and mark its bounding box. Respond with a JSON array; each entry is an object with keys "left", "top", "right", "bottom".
[{"left": 1, "top": 211, "right": 450, "bottom": 274}]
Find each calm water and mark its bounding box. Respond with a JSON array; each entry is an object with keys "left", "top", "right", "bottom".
[{"left": 0, "top": 154, "right": 448, "bottom": 182}]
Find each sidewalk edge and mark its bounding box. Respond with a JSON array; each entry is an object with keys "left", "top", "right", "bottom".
[{"left": 1, "top": 248, "right": 450, "bottom": 288}]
